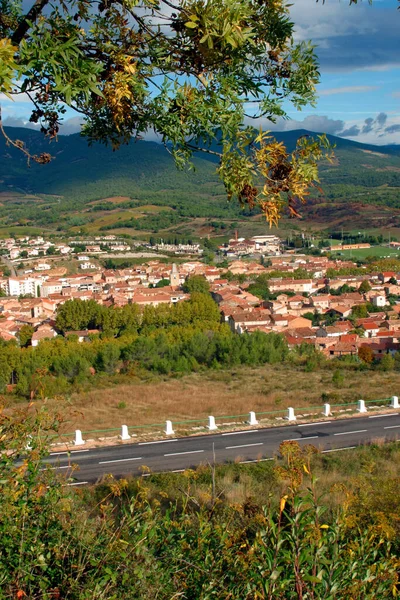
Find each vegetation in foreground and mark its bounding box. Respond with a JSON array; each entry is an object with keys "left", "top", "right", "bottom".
[{"left": 1, "top": 404, "right": 400, "bottom": 599}]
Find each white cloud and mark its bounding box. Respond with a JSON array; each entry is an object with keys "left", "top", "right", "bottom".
[{"left": 319, "top": 85, "right": 379, "bottom": 96}]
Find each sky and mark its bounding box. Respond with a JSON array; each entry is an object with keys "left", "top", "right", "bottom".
[{"left": 1, "top": 0, "right": 399, "bottom": 146}]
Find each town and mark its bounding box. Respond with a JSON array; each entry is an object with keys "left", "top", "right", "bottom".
[{"left": 0, "top": 231, "right": 399, "bottom": 363}]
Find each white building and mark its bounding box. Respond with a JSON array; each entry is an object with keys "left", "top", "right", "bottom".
[
  {"left": 8, "top": 276, "right": 43, "bottom": 297},
  {"left": 251, "top": 235, "right": 281, "bottom": 254},
  {"left": 35, "top": 263, "right": 51, "bottom": 271},
  {"left": 371, "top": 294, "right": 387, "bottom": 308}
]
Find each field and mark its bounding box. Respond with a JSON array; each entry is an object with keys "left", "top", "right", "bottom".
[
  {"left": 11, "top": 364, "right": 400, "bottom": 434},
  {"left": 331, "top": 245, "right": 400, "bottom": 259}
]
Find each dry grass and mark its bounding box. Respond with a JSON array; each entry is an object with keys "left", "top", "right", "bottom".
[{"left": 11, "top": 364, "right": 400, "bottom": 433}]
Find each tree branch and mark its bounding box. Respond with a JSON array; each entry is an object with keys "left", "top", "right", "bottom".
[{"left": 11, "top": 0, "right": 50, "bottom": 45}]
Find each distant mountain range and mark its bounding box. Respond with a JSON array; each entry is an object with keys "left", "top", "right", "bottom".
[{"left": 0, "top": 126, "right": 399, "bottom": 236}]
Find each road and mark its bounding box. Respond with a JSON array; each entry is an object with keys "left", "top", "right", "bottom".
[
  {"left": 0, "top": 254, "right": 16, "bottom": 276},
  {"left": 43, "top": 412, "right": 400, "bottom": 486}
]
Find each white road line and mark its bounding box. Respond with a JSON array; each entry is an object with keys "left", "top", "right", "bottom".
[
  {"left": 322, "top": 446, "right": 356, "bottom": 453},
  {"left": 164, "top": 450, "right": 205, "bottom": 457},
  {"left": 284, "top": 436, "right": 319, "bottom": 442},
  {"left": 225, "top": 443, "right": 263, "bottom": 450},
  {"left": 50, "top": 449, "right": 90, "bottom": 455},
  {"left": 222, "top": 430, "right": 258, "bottom": 436},
  {"left": 298, "top": 422, "right": 331, "bottom": 427},
  {"left": 99, "top": 457, "right": 143, "bottom": 465},
  {"left": 334, "top": 430, "right": 367, "bottom": 436},
  {"left": 40, "top": 465, "right": 70, "bottom": 471},
  {"left": 239, "top": 458, "right": 273, "bottom": 464},
  {"left": 384, "top": 425, "right": 400, "bottom": 430},
  {"left": 139, "top": 439, "right": 178, "bottom": 445},
  {"left": 67, "top": 481, "right": 88, "bottom": 486},
  {"left": 369, "top": 413, "right": 399, "bottom": 419}
]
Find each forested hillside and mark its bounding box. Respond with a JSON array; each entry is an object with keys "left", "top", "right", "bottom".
[{"left": 0, "top": 127, "right": 399, "bottom": 238}]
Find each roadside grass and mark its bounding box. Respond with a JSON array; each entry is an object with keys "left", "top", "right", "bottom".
[
  {"left": 93, "top": 442, "right": 400, "bottom": 520},
  {"left": 10, "top": 364, "right": 400, "bottom": 433}
]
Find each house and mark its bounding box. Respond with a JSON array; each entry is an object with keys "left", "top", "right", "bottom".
[
  {"left": 65, "top": 329, "right": 100, "bottom": 342},
  {"left": 228, "top": 311, "right": 272, "bottom": 334},
  {"left": 327, "top": 341, "right": 358, "bottom": 358},
  {"left": 310, "top": 295, "right": 331, "bottom": 311},
  {"left": 31, "top": 326, "right": 57, "bottom": 347},
  {"left": 370, "top": 294, "right": 387, "bottom": 308}
]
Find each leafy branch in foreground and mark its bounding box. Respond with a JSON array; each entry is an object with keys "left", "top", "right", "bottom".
[{"left": 0, "top": 0, "right": 342, "bottom": 222}]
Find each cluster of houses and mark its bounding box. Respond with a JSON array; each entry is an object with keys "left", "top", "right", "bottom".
[
  {"left": 0, "top": 250, "right": 400, "bottom": 361},
  {"left": 0, "top": 234, "right": 132, "bottom": 262},
  {"left": 219, "top": 234, "right": 282, "bottom": 257}
]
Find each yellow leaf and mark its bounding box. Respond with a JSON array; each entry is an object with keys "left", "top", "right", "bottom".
[
  {"left": 320, "top": 524, "right": 329, "bottom": 529},
  {"left": 280, "top": 494, "right": 288, "bottom": 513}
]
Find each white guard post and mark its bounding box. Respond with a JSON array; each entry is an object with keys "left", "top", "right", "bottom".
[
  {"left": 120, "top": 425, "right": 131, "bottom": 440},
  {"left": 165, "top": 420, "right": 175, "bottom": 435},
  {"left": 248, "top": 411, "right": 258, "bottom": 426},
  {"left": 357, "top": 399, "right": 367, "bottom": 413},
  {"left": 74, "top": 429, "right": 85, "bottom": 446},
  {"left": 208, "top": 416, "right": 217, "bottom": 431},
  {"left": 323, "top": 403, "right": 331, "bottom": 417},
  {"left": 286, "top": 407, "right": 296, "bottom": 422}
]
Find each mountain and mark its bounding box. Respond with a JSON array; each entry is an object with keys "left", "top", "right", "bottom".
[{"left": 0, "top": 126, "right": 399, "bottom": 239}]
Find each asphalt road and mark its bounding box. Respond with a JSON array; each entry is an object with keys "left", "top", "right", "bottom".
[{"left": 43, "top": 412, "right": 400, "bottom": 486}]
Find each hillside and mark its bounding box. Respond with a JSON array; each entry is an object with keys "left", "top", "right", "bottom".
[{"left": 0, "top": 127, "right": 399, "bottom": 239}]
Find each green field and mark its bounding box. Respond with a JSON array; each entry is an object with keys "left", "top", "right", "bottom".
[{"left": 331, "top": 245, "right": 400, "bottom": 259}]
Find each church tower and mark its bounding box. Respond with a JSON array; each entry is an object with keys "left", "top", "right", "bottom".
[{"left": 170, "top": 263, "right": 180, "bottom": 288}]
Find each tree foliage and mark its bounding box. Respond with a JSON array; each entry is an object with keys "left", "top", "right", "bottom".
[{"left": 0, "top": 0, "right": 336, "bottom": 223}]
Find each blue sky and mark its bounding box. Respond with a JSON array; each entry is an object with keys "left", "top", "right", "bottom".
[{"left": 2, "top": 0, "right": 399, "bottom": 145}]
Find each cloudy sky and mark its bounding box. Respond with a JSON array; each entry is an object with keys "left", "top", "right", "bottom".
[{"left": 2, "top": 0, "right": 399, "bottom": 145}]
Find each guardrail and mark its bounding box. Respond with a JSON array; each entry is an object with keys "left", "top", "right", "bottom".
[{"left": 51, "top": 395, "right": 399, "bottom": 447}]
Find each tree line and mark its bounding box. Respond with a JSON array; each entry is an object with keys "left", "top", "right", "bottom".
[{"left": 0, "top": 294, "right": 288, "bottom": 398}]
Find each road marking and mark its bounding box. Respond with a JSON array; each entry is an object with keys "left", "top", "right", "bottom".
[
  {"left": 222, "top": 430, "right": 258, "bottom": 436},
  {"left": 225, "top": 443, "right": 263, "bottom": 450},
  {"left": 139, "top": 439, "right": 178, "bottom": 445},
  {"left": 41, "top": 465, "right": 70, "bottom": 471},
  {"left": 384, "top": 425, "right": 400, "bottom": 429},
  {"left": 369, "top": 413, "right": 399, "bottom": 419},
  {"left": 67, "top": 481, "right": 88, "bottom": 486},
  {"left": 239, "top": 458, "right": 273, "bottom": 464},
  {"left": 98, "top": 457, "right": 143, "bottom": 465},
  {"left": 322, "top": 446, "right": 356, "bottom": 453},
  {"left": 298, "top": 422, "right": 331, "bottom": 427},
  {"left": 334, "top": 430, "right": 367, "bottom": 436},
  {"left": 164, "top": 450, "right": 205, "bottom": 457},
  {"left": 50, "top": 449, "right": 89, "bottom": 456},
  {"left": 284, "top": 436, "right": 319, "bottom": 442}
]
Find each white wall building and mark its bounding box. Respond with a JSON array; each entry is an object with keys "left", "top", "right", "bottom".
[{"left": 8, "top": 277, "right": 43, "bottom": 297}]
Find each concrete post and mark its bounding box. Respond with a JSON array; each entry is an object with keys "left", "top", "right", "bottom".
[
  {"left": 357, "top": 399, "right": 367, "bottom": 413},
  {"left": 390, "top": 395, "right": 399, "bottom": 408},
  {"left": 248, "top": 411, "right": 259, "bottom": 426},
  {"left": 165, "top": 420, "right": 175, "bottom": 435},
  {"left": 120, "top": 425, "right": 131, "bottom": 440},
  {"left": 323, "top": 403, "right": 331, "bottom": 417},
  {"left": 286, "top": 407, "right": 296, "bottom": 421},
  {"left": 74, "top": 429, "right": 85, "bottom": 446},
  {"left": 208, "top": 416, "right": 217, "bottom": 431}
]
